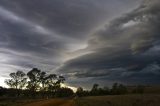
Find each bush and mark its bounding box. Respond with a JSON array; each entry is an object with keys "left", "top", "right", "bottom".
[{"left": 55, "top": 87, "right": 74, "bottom": 97}]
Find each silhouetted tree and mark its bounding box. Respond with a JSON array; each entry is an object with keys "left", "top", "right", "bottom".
[
  {"left": 55, "top": 87, "right": 74, "bottom": 97},
  {"left": 4, "top": 79, "right": 15, "bottom": 88},
  {"left": 39, "top": 72, "right": 47, "bottom": 90},
  {"left": 5, "top": 71, "right": 27, "bottom": 96},
  {"left": 110, "top": 83, "right": 127, "bottom": 95},
  {"left": 91, "top": 84, "right": 99, "bottom": 95},
  {"left": 46, "top": 74, "right": 57, "bottom": 96},
  {"left": 76, "top": 87, "right": 84, "bottom": 97},
  {"left": 4, "top": 68, "right": 68, "bottom": 98},
  {"left": 55, "top": 76, "right": 65, "bottom": 89},
  {"left": 45, "top": 74, "right": 65, "bottom": 97},
  {"left": 39, "top": 71, "right": 49, "bottom": 98},
  {"left": 5, "top": 71, "right": 26, "bottom": 89},
  {"left": 27, "top": 68, "right": 41, "bottom": 97},
  {"left": 92, "top": 84, "right": 99, "bottom": 91}
]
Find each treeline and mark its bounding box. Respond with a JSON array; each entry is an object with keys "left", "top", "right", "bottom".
[
  {"left": 76, "top": 83, "right": 145, "bottom": 97},
  {"left": 1, "top": 68, "right": 74, "bottom": 98},
  {"left": 0, "top": 68, "right": 146, "bottom": 98}
]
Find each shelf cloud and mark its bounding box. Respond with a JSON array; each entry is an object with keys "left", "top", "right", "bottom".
[{"left": 2, "top": 0, "right": 158, "bottom": 88}]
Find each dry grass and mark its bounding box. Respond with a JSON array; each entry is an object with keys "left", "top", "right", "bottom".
[
  {"left": 0, "top": 98, "right": 43, "bottom": 106},
  {"left": 1, "top": 94, "right": 160, "bottom": 106},
  {"left": 75, "top": 95, "right": 160, "bottom": 106},
  {"left": 23, "top": 99, "right": 75, "bottom": 106}
]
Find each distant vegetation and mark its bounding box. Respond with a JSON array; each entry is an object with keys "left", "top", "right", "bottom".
[
  {"left": 76, "top": 83, "right": 146, "bottom": 97},
  {"left": 0, "top": 68, "right": 159, "bottom": 100}
]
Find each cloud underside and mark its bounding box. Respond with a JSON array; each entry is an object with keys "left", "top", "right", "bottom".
[
  {"left": 0, "top": 0, "right": 140, "bottom": 78},
  {"left": 1, "top": 0, "right": 160, "bottom": 87},
  {"left": 58, "top": 0, "right": 160, "bottom": 86}
]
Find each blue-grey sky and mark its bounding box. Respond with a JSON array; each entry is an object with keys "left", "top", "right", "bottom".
[{"left": 1, "top": 0, "right": 160, "bottom": 88}]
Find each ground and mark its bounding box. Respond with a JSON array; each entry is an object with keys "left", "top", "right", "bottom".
[
  {"left": 23, "top": 99, "right": 75, "bottom": 106},
  {"left": 0, "top": 94, "right": 160, "bottom": 106}
]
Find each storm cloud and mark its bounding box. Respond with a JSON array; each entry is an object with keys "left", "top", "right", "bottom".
[
  {"left": 57, "top": 0, "right": 160, "bottom": 87},
  {"left": 0, "top": 0, "right": 149, "bottom": 87}
]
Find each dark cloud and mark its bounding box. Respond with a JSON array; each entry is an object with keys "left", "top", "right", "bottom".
[
  {"left": 0, "top": 0, "right": 141, "bottom": 38},
  {"left": 57, "top": 0, "right": 160, "bottom": 87},
  {"left": 0, "top": 0, "right": 142, "bottom": 87}
]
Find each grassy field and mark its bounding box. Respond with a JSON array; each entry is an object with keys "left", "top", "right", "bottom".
[
  {"left": 0, "top": 98, "right": 44, "bottom": 106},
  {"left": 0, "top": 94, "right": 160, "bottom": 106},
  {"left": 23, "top": 98, "right": 75, "bottom": 106},
  {"left": 75, "top": 95, "right": 160, "bottom": 106}
]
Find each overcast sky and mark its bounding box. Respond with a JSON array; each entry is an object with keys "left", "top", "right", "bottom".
[{"left": 0, "top": 0, "right": 160, "bottom": 88}]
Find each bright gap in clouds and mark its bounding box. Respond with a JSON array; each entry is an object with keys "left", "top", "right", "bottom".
[
  {"left": 122, "top": 20, "right": 139, "bottom": 28},
  {"left": 61, "top": 84, "right": 77, "bottom": 92},
  {"left": 0, "top": 77, "right": 8, "bottom": 87},
  {"left": 63, "top": 43, "right": 90, "bottom": 62}
]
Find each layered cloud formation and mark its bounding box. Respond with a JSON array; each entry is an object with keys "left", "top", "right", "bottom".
[
  {"left": 1, "top": 0, "right": 159, "bottom": 87},
  {"left": 58, "top": 0, "right": 160, "bottom": 87}
]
